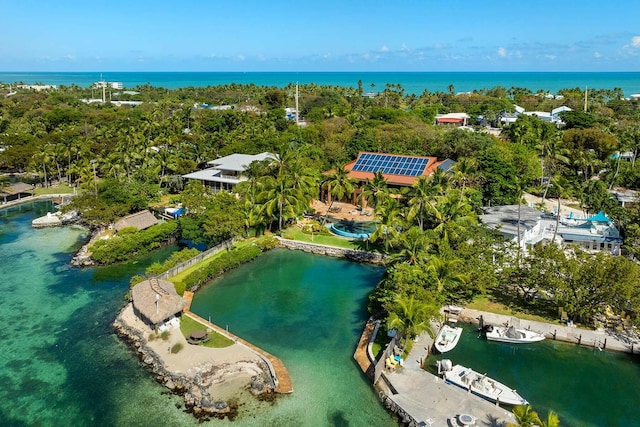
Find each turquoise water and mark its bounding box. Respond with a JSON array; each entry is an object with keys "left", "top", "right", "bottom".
[
  {"left": 189, "top": 249, "right": 396, "bottom": 426},
  {"left": 429, "top": 323, "right": 640, "bottom": 427},
  {"left": 0, "top": 202, "right": 197, "bottom": 426},
  {"left": 1, "top": 71, "right": 639, "bottom": 95}
]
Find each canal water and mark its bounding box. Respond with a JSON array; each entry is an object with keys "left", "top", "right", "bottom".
[
  {"left": 189, "top": 249, "right": 396, "bottom": 426},
  {"left": 0, "top": 202, "right": 396, "bottom": 426},
  {"left": 428, "top": 323, "right": 640, "bottom": 427}
]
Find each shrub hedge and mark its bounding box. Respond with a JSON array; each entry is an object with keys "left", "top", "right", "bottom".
[
  {"left": 181, "top": 244, "right": 263, "bottom": 291},
  {"left": 91, "top": 221, "right": 179, "bottom": 264}
]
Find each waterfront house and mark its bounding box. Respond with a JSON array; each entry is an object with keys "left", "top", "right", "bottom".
[
  {"left": 322, "top": 152, "right": 455, "bottom": 205},
  {"left": 114, "top": 210, "right": 159, "bottom": 232},
  {"left": 131, "top": 278, "right": 187, "bottom": 331},
  {"left": 480, "top": 205, "right": 622, "bottom": 255},
  {"left": 183, "top": 152, "right": 276, "bottom": 192}
]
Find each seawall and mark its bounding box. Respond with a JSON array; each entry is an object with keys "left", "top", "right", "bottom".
[{"left": 276, "top": 237, "right": 385, "bottom": 264}]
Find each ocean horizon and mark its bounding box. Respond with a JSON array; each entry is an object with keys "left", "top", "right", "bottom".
[{"left": 1, "top": 71, "right": 639, "bottom": 96}]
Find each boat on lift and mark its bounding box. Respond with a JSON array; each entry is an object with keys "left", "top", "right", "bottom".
[
  {"left": 437, "top": 359, "right": 528, "bottom": 406},
  {"left": 483, "top": 324, "right": 545, "bottom": 344}
]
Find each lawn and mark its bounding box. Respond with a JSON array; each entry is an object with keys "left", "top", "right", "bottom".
[
  {"left": 282, "top": 226, "right": 367, "bottom": 250},
  {"left": 180, "top": 315, "right": 234, "bottom": 348},
  {"left": 33, "top": 184, "right": 75, "bottom": 195},
  {"left": 467, "top": 294, "right": 563, "bottom": 324}
]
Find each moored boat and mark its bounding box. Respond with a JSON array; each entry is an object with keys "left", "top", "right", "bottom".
[
  {"left": 483, "top": 324, "right": 545, "bottom": 344},
  {"left": 437, "top": 359, "right": 528, "bottom": 406},
  {"left": 434, "top": 324, "right": 463, "bottom": 353}
]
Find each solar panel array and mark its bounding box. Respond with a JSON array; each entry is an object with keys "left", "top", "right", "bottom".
[{"left": 351, "top": 153, "right": 429, "bottom": 177}]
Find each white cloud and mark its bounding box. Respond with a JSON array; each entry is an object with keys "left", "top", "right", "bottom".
[
  {"left": 632, "top": 36, "right": 640, "bottom": 48},
  {"left": 380, "top": 45, "right": 389, "bottom": 52},
  {"left": 400, "top": 43, "right": 409, "bottom": 52},
  {"left": 594, "top": 51, "right": 601, "bottom": 58},
  {"left": 63, "top": 54, "right": 76, "bottom": 61},
  {"left": 498, "top": 47, "right": 507, "bottom": 57},
  {"left": 545, "top": 54, "right": 556, "bottom": 60},
  {"left": 235, "top": 55, "right": 246, "bottom": 61}
]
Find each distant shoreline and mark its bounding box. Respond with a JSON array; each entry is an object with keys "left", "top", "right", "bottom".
[{"left": 2, "top": 71, "right": 638, "bottom": 95}]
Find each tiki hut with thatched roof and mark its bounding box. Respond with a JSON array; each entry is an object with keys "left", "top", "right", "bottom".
[
  {"left": 1, "top": 182, "right": 35, "bottom": 204},
  {"left": 131, "top": 278, "right": 187, "bottom": 329},
  {"left": 114, "top": 210, "right": 159, "bottom": 232}
]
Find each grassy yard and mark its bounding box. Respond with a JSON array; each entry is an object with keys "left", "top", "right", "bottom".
[
  {"left": 282, "top": 226, "right": 367, "bottom": 250},
  {"left": 33, "top": 184, "right": 75, "bottom": 195},
  {"left": 467, "top": 294, "right": 564, "bottom": 325},
  {"left": 180, "top": 315, "right": 234, "bottom": 348}
]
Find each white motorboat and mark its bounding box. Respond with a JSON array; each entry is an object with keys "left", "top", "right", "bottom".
[
  {"left": 437, "top": 359, "right": 528, "bottom": 406},
  {"left": 483, "top": 324, "right": 545, "bottom": 344},
  {"left": 434, "top": 324, "right": 463, "bottom": 353}
]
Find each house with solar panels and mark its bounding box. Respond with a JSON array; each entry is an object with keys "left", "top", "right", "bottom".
[{"left": 325, "top": 152, "right": 455, "bottom": 205}]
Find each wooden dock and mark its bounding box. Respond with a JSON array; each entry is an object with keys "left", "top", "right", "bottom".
[{"left": 353, "top": 319, "right": 376, "bottom": 380}]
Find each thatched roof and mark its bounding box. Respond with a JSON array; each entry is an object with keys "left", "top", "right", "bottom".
[
  {"left": 114, "top": 210, "right": 159, "bottom": 232},
  {"left": 131, "top": 278, "right": 187, "bottom": 325},
  {"left": 0, "top": 182, "right": 35, "bottom": 196}
]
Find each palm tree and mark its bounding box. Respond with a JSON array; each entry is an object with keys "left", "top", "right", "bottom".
[
  {"left": 361, "top": 170, "right": 391, "bottom": 210},
  {"left": 450, "top": 157, "right": 479, "bottom": 192},
  {"left": 551, "top": 175, "right": 571, "bottom": 243},
  {"left": 507, "top": 405, "right": 541, "bottom": 427},
  {"left": 321, "top": 167, "right": 356, "bottom": 224},
  {"left": 369, "top": 197, "right": 403, "bottom": 251},
  {"left": 425, "top": 255, "right": 467, "bottom": 294},
  {"left": 386, "top": 226, "right": 431, "bottom": 266},
  {"left": 537, "top": 134, "right": 569, "bottom": 203},
  {"left": 260, "top": 175, "right": 303, "bottom": 234},
  {"left": 426, "top": 191, "right": 477, "bottom": 248},
  {"left": 406, "top": 176, "right": 436, "bottom": 231},
  {"left": 386, "top": 295, "right": 436, "bottom": 349},
  {"left": 538, "top": 410, "right": 560, "bottom": 427}
]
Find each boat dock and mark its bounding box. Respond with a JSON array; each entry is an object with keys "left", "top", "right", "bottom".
[
  {"left": 378, "top": 332, "right": 516, "bottom": 426},
  {"left": 461, "top": 309, "right": 640, "bottom": 353}
]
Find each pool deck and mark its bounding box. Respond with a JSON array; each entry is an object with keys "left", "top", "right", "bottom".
[{"left": 182, "top": 291, "right": 293, "bottom": 394}]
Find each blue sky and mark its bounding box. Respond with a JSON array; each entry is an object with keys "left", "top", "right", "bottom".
[{"left": 1, "top": 0, "right": 639, "bottom": 72}]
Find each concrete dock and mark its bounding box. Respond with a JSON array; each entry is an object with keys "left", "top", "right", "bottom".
[
  {"left": 379, "top": 332, "right": 516, "bottom": 427},
  {"left": 363, "top": 308, "right": 640, "bottom": 426}
]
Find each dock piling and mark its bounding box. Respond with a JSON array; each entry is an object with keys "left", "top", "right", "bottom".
[{"left": 578, "top": 334, "right": 582, "bottom": 345}]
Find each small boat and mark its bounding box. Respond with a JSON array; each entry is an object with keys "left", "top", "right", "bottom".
[
  {"left": 437, "top": 359, "right": 528, "bottom": 406},
  {"left": 434, "top": 324, "right": 463, "bottom": 353},
  {"left": 483, "top": 324, "right": 545, "bottom": 344}
]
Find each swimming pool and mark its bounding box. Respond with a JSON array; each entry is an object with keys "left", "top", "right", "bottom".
[{"left": 329, "top": 220, "right": 377, "bottom": 239}]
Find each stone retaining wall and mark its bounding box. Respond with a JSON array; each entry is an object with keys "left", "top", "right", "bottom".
[{"left": 276, "top": 238, "right": 385, "bottom": 264}]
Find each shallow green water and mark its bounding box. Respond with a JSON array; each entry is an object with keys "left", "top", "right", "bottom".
[
  {"left": 189, "top": 249, "right": 397, "bottom": 426},
  {"left": 0, "top": 204, "right": 396, "bottom": 426},
  {"left": 0, "top": 202, "right": 196, "bottom": 426},
  {"left": 428, "top": 323, "right": 640, "bottom": 427}
]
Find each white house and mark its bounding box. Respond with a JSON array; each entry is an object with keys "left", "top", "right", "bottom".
[
  {"left": 480, "top": 205, "right": 622, "bottom": 255},
  {"left": 182, "top": 152, "right": 276, "bottom": 192}
]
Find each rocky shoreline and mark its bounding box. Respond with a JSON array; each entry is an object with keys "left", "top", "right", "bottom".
[{"left": 113, "top": 305, "right": 276, "bottom": 421}]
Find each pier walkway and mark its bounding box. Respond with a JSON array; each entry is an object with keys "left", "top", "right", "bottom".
[{"left": 182, "top": 291, "right": 292, "bottom": 394}]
